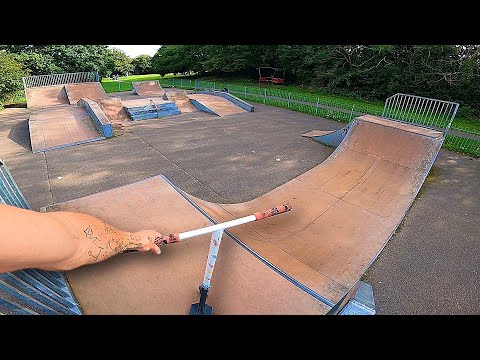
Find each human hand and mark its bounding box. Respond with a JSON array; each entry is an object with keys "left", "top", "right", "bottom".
[{"left": 126, "top": 230, "right": 163, "bottom": 255}]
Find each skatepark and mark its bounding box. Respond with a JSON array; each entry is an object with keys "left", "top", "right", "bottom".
[{"left": 1, "top": 72, "right": 479, "bottom": 315}]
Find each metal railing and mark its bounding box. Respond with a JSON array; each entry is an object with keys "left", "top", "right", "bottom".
[
  {"left": 100, "top": 78, "right": 479, "bottom": 157},
  {"left": 22, "top": 71, "right": 99, "bottom": 89},
  {"left": 0, "top": 159, "right": 82, "bottom": 315},
  {"left": 382, "top": 93, "right": 459, "bottom": 135}
]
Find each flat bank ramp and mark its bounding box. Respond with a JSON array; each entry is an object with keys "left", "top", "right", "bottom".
[
  {"left": 65, "top": 82, "right": 107, "bottom": 105},
  {"left": 189, "top": 94, "right": 246, "bottom": 116},
  {"left": 25, "top": 85, "right": 69, "bottom": 109},
  {"left": 29, "top": 106, "right": 104, "bottom": 153},
  {"left": 45, "top": 176, "right": 329, "bottom": 314},
  {"left": 43, "top": 115, "right": 443, "bottom": 313}
]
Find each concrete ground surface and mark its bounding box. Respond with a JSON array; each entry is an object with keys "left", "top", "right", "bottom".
[{"left": 0, "top": 101, "right": 478, "bottom": 314}]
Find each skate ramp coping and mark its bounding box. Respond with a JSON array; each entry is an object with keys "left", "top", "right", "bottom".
[
  {"left": 42, "top": 115, "right": 444, "bottom": 314},
  {"left": 132, "top": 80, "right": 164, "bottom": 97},
  {"left": 65, "top": 83, "right": 107, "bottom": 105}
]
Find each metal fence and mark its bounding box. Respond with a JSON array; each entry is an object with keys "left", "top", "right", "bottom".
[
  {"left": 159, "top": 78, "right": 374, "bottom": 124},
  {"left": 22, "top": 71, "right": 99, "bottom": 89},
  {"left": 153, "top": 78, "right": 478, "bottom": 158},
  {"left": 382, "top": 93, "right": 459, "bottom": 134},
  {"left": 444, "top": 134, "right": 480, "bottom": 157},
  {"left": 0, "top": 159, "right": 82, "bottom": 315}
]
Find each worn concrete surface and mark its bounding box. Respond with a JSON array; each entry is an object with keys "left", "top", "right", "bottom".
[{"left": 0, "top": 102, "right": 478, "bottom": 314}]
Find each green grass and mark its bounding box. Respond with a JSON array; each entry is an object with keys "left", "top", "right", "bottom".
[
  {"left": 98, "top": 73, "right": 480, "bottom": 137},
  {"left": 450, "top": 117, "right": 480, "bottom": 135},
  {"left": 178, "top": 75, "right": 480, "bottom": 135},
  {"left": 100, "top": 73, "right": 179, "bottom": 93}
]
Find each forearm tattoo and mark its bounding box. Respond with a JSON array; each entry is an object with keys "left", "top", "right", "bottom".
[{"left": 83, "top": 225, "right": 145, "bottom": 261}]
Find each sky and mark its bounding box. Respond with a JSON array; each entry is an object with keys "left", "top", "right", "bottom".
[{"left": 109, "top": 45, "right": 160, "bottom": 58}]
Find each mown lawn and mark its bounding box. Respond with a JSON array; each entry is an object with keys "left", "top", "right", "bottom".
[{"left": 101, "top": 73, "right": 178, "bottom": 93}]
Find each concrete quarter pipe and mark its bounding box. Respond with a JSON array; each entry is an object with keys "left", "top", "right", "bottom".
[{"left": 44, "top": 115, "right": 443, "bottom": 314}]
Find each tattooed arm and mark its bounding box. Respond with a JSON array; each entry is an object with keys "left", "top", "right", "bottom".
[{"left": 0, "top": 203, "right": 162, "bottom": 273}]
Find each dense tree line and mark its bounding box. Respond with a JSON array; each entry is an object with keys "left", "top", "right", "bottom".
[
  {"left": 152, "top": 45, "right": 480, "bottom": 116},
  {"left": 2, "top": 45, "right": 479, "bottom": 116},
  {"left": 0, "top": 45, "right": 153, "bottom": 106}
]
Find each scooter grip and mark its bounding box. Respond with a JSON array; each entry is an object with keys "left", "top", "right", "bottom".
[{"left": 254, "top": 204, "right": 292, "bottom": 221}]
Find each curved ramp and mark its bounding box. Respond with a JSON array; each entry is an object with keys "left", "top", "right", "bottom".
[
  {"left": 132, "top": 80, "right": 164, "bottom": 97},
  {"left": 65, "top": 82, "right": 107, "bottom": 105},
  {"left": 25, "top": 85, "right": 69, "bottom": 109},
  {"left": 193, "top": 115, "right": 443, "bottom": 307},
  {"left": 45, "top": 176, "right": 329, "bottom": 314},
  {"left": 44, "top": 115, "right": 443, "bottom": 314},
  {"left": 189, "top": 94, "right": 247, "bottom": 116}
]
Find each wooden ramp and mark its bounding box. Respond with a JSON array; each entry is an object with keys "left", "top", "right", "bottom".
[
  {"left": 29, "top": 106, "right": 104, "bottom": 153},
  {"left": 25, "top": 85, "right": 69, "bottom": 109},
  {"left": 44, "top": 115, "right": 443, "bottom": 314},
  {"left": 189, "top": 94, "right": 247, "bottom": 116},
  {"left": 65, "top": 83, "right": 107, "bottom": 105}
]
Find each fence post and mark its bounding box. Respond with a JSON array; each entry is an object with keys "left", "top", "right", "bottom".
[
  {"left": 264, "top": 89, "right": 267, "bottom": 104},
  {"left": 349, "top": 104, "right": 355, "bottom": 122},
  {"left": 213, "top": 82, "right": 216, "bottom": 91},
  {"left": 315, "top": 97, "right": 319, "bottom": 115},
  {"left": 288, "top": 93, "right": 291, "bottom": 108},
  {"left": 227, "top": 84, "right": 230, "bottom": 93},
  {"left": 180, "top": 79, "right": 183, "bottom": 88},
  {"left": 244, "top": 86, "right": 247, "bottom": 99},
  {"left": 173, "top": 78, "right": 175, "bottom": 87}
]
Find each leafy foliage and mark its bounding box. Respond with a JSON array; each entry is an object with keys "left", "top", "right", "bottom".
[
  {"left": 0, "top": 52, "right": 29, "bottom": 104},
  {"left": 151, "top": 45, "right": 480, "bottom": 116},
  {"left": 107, "top": 48, "right": 133, "bottom": 76},
  {"left": 1, "top": 45, "right": 113, "bottom": 77},
  {"left": 131, "top": 55, "right": 153, "bottom": 75}
]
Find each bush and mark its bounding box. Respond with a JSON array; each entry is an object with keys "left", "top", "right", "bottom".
[{"left": 0, "top": 53, "right": 29, "bottom": 107}]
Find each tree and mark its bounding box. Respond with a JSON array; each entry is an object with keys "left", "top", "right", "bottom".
[
  {"left": 152, "top": 45, "right": 203, "bottom": 76},
  {"left": 0, "top": 53, "right": 29, "bottom": 105},
  {"left": 14, "top": 52, "right": 61, "bottom": 75},
  {"left": 106, "top": 48, "right": 133, "bottom": 76},
  {"left": 2, "top": 45, "right": 112, "bottom": 77},
  {"left": 131, "top": 55, "right": 153, "bottom": 75}
]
